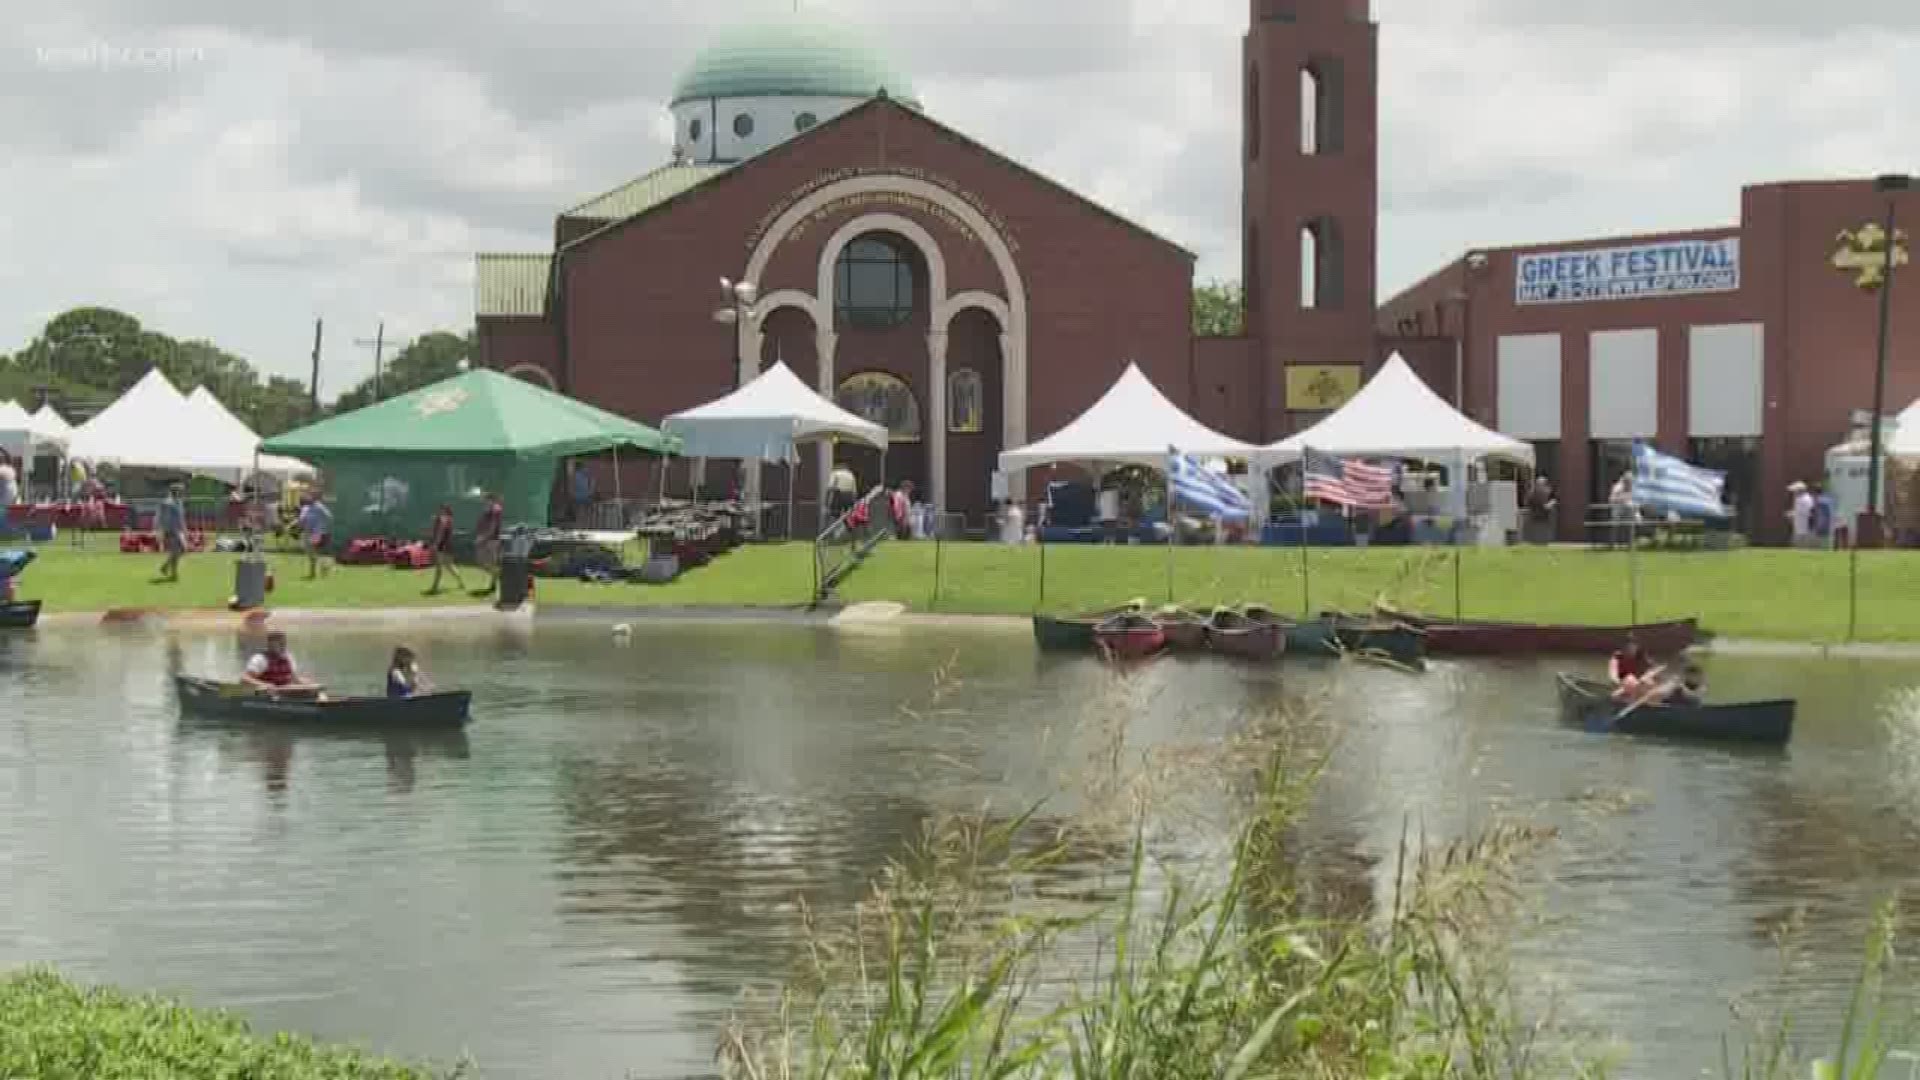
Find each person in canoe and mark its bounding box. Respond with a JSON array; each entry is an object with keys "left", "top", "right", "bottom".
[
  {"left": 1608, "top": 633, "right": 1660, "bottom": 701},
  {"left": 386, "top": 645, "right": 433, "bottom": 699},
  {"left": 242, "top": 631, "right": 320, "bottom": 697}
]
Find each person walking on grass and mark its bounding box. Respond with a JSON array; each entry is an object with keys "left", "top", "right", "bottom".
[
  {"left": 157, "top": 483, "right": 188, "bottom": 582},
  {"left": 472, "top": 491, "right": 503, "bottom": 596},
  {"left": 297, "top": 492, "right": 333, "bottom": 579},
  {"left": 425, "top": 503, "right": 465, "bottom": 595}
]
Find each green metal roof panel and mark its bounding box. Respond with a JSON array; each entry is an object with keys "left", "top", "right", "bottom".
[
  {"left": 671, "top": 17, "right": 919, "bottom": 106},
  {"left": 263, "top": 368, "right": 679, "bottom": 458},
  {"left": 564, "top": 163, "right": 728, "bottom": 222},
  {"left": 475, "top": 253, "right": 551, "bottom": 317}
]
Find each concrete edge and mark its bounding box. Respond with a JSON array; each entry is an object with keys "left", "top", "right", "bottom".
[{"left": 21, "top": 604, "right": 1920, "bottom": 655}]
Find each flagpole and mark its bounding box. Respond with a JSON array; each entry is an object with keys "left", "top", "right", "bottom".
[
  {"left": 1454, "top": 449, "right": 1465, "bottom": 620},
  {"left": 1166, "top": 467, "right": 1177, "bottom": 606},
  {"left": 1299, "top": 446, "right": 1312, "bottom": 617},
  {"left": 1628, "top": 443, "right": 1641, "bottom": 625}
]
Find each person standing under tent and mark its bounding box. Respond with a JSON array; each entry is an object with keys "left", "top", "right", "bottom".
[
  {"left": 157, "top": 483, "right": 188, "bottom": 582},
  {"left": 570, "top": 461, "right": 595, "bottom": 526},
  {"left": 425, "top": 503, "right": 466, "bottom": 594}
]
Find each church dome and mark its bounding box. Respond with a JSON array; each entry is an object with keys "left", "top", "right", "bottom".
[{"left": 670, "top": 17, "right": 920, "bottom": 108}]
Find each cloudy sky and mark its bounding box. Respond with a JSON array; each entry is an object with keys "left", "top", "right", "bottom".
[{"left": 2, "top": 0, "right": 1914, "bottom": 397}]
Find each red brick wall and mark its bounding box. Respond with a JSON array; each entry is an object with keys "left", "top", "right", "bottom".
[
  {"left": 553, "top": 101, "right": 1193, "bottom": 521},
  {"left": 1192, "top": 336, "right": 1258, "bottom": 440},
  {"left": 475, "top": 316, "right": 560, "bottom": 385}
]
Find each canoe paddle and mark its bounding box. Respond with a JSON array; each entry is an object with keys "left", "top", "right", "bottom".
[{"left": 1612, "top": 665, "right": 1671, "bottom": 722}]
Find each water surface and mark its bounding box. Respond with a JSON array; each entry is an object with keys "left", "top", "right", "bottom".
[{"left": 1, "top": 623, "right": 1917, "bottom": 1076}]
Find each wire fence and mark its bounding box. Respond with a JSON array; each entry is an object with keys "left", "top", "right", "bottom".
[{"left": 899, "top": 530, "right": 1917, "bottom": 643}]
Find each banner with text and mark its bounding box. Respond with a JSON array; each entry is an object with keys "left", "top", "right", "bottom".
[{"left": 1516, "top": 238, "right": 1740, "bottom": 305}]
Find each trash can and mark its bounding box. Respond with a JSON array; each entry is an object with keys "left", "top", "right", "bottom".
[
  {"left": 232, "top": 555, "right": 268, "bottom": 610},
  {"left": 497, "top": 525, "right": 534, "bottom": 609}
]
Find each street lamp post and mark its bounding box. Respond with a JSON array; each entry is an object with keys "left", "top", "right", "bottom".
[
  {"left": 711, "top": 277, "right": 760, "bottom": 512},
  {"left": 1863, "top": 175, "right": 1911, "bottom": 547}
]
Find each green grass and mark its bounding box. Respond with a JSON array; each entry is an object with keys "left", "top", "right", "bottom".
[
  {"left": 16, "top": 538, "right": 1920, "bottom": 642},
  {"left": 9, "top": 541, "right": 818, "bottom": 614},
  {"left": 0, "top": 968, "right": 455, "bottom": 1079},
  {"left": 838, "top": 543, "right": 1920, "bottom": 643}
]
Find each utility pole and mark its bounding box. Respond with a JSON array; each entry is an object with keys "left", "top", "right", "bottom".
[
  {"left": 309, "top": 318, "right": 323, "bottom": 418},
  {"left": 355, "top": 322, "right": 410, "bottom": 403}
]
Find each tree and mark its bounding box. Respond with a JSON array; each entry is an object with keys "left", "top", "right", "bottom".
[
  {"left": 1192, "top": 280, "right": 1245, "bottom": 337},
  {"left": 329, "top": 330, "right": 473, "bottom": 414}
]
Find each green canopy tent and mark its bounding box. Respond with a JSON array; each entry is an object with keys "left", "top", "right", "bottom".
[{"left": 262, "top": 368, "right": 679, "bottom": 542}]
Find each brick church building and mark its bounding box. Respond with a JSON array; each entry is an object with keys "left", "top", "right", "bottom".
[{"left": 476, "top": 0, "right": 1916, "bottom": 539}]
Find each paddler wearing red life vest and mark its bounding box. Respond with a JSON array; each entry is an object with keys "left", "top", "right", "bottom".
[
  {"left": 1608, "top": 633, "right": 1659, "bottom": 702},
  {"left": 242, "top": 630, "right": 311, "bottom": 694}
]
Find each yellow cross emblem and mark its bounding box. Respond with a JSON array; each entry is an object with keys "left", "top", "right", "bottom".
[
  {"left": 415, "top": 388, "right": 469, "bottom": 417},
  {"left": 1831, "top": 222, "right": 1910, "bottom": 291}
]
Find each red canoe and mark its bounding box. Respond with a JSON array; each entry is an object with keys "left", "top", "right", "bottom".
[
  {"left": 1095, "top": 613, "right": 1167, "bottom": 660},
  {"left": 1375, "top": 603, "right": 1697, "bottom": 657},
  {"left": 1204, "top": 608, "right": 1286, "bottom": 661}
]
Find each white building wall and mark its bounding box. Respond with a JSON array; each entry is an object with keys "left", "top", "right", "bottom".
[
  {"left": 673, "top": 95, "right": 867, "bottom": 164},
  {"left": 1497, "top": 333, "right": 1562, "bottom": 439},
  {"left": 1588, "top": 328, "right": 1659, "bottom": 440}
]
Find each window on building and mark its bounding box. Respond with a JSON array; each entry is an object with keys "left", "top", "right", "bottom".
[
  {"left": 1690, "top": 437, "right": 1760, "bottom": 536},
  {"left": 1301, "top": 59, "right": 1343, "bottom": 154},
  {"left": 1300, "top": 217, "right": 1343, "bottom": 309},
  {"left": 947, "top": 368, "right": 983, "bottom": 433},
  {"left": 1589, "top": 439, "right": 1635, "bottom": 511},
  {"left": 835, "top": 371, "right": 921, "bottom": 443},
  {"left": 795, "top": 112, "right": 818, "bottom": 132},
  {"left": 1246, "top": 64, "right": 1261, "bottom": 161},
  {"left": 733, "top": 112, "right": 754, "bottom": 138},
  {"left": 834, "top": 236, "right": 917, "bottom": 329},
  {"left": 689, "top": 117, "right": 703, "bottom": 141}
]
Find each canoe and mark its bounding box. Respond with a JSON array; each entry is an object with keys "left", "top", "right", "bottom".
[
  {"left": 1240, "top": 605, "right": 1335, "bottom": 656},
  {"left": 0, "top": 600, "right": 40, "bottom": 629},
  {"left": 1375, "top": 602, "right": 1697, "bottom": 656},
  {"left": 174, "top": 675, "right": 472, "bottom": 729},
  {"left": 1152, "top": 607, "right": 1210, "bottom": 650},
  {"left": 1329, "top": 618, "right": 1428, "bottom": 670},
  {"left": 1094, "top": 612, "right": 1166, "bottom": 660},
  {"left": 1031, "top": 601, "right": 1147, "bottom": 652},
  {"left": 1555, "top": 674, "right": 1792, "bottom": 746},
  {"left": 1206, "top": 607, "right": 1285, "bottom": 661}
]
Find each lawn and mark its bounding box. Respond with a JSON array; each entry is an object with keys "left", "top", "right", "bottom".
[
  {"left": 0, "top": 968, "right": 451, "bottom": 1079},
  {"left": 8, "top": 540, "right": 819, "bottom": 614},
  {"left": 12, "top": 537, "right": 1920, "bottom": 642},
  {"left": 837, "top": 542, "right": 1920, "bottom": 643}
]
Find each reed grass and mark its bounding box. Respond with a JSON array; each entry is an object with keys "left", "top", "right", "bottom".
[{"left": 717, "top": 665, "right": 1605, "bottom": 1079}]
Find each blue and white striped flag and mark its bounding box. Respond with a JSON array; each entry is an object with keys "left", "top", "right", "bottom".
[
  {"left": 1632, "top": 441, "right": 1729, "bottom": 519},
  {"left": 1168, "top": 447, "right": 1251, "bottom": 520}
]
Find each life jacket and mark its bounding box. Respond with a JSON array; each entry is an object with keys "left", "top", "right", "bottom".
[
  {"left": 258, "top": 651, "right": 295, "bottom": 687},
  {"left": 1610, "top": 649, "right": 1650, "bottom": 680}
]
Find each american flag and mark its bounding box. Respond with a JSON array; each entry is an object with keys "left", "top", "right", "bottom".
[{"left": 1303, "top": 448, "right": 1395, "bottom": 509}]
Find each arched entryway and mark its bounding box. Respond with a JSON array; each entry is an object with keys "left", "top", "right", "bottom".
[
  {"left": 943, "top": 306, "right": 1005, "bottom": 528},
  {"left": 834, "top": 370, "right": 921, "bottom": 493}
]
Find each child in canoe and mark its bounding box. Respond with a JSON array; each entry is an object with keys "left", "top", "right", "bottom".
[{"left": 387, "top": 646, "right": 433, "bottom": 699}]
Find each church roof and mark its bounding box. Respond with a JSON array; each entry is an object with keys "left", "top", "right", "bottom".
[
  {"left": 563, "top": 162, "right": 729, "bottom": 222},
  {"left": 475, "top": 253, "right": 552, "bottom": 317},
  {"left": 670, "top": 16, "right": 920, "bottom": 107}
]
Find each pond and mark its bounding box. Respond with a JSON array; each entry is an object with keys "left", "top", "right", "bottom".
[{"left": 0, "top": 621, "right": 1916, "bottom": 1076}]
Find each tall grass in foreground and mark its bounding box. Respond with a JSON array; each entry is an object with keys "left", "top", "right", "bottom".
[{"left": 718, "top": 664, "right": 1603, "bottom": 1079}]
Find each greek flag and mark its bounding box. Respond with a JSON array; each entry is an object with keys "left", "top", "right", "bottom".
[
  {"left": 1168, "top": 447, "right": 1251, "bottom": 520},
  {"left": 1632, "top": 441, "right": 1729, "bottom": 519}
]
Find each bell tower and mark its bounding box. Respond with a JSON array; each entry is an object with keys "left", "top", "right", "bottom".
[{"left": 1241, "top": 0, "right": 1379, "bottom": 439}]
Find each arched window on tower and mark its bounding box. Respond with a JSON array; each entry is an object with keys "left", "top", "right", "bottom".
[
  {"left": 1246, "top": 64, "right": 1261, "bottom": 161},
  {"left": 947, "top": 368, "right": 983, "bottom": 433},
  {"left": 1300, "top": 218, "right": 1344, "bottom": 310},
  {"left": 1300, "top": 59, "right": 1344, "bottom": 155}
]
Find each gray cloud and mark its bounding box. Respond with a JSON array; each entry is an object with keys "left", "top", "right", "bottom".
[{"left": 0, "top": 0, "right": 1915, "bottom": 388}]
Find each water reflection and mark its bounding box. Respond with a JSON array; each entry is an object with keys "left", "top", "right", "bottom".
[{"left": 4, "top": 627, "right": 1920, "bottom": 1076}]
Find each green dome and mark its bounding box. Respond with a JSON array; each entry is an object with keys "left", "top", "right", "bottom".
[{"left": 670, "top": 17, "right": 920, "bottom": 107}]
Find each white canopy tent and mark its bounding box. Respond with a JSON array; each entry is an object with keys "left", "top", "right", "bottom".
[
  {"left": 68, "top": 368, "right": 265, "bottom": 480},
  {"left": 184, "top": 386, "right": 315, "bottom": 481},
  {"left": 31, "top": 404, "right": 72, "bottom": 443},
  {"left": 662, "top": 361, "right": 888, "bottom": 460},
  {"left": 997, "top": 361, "right": 1258, "bottom": 471},
  {"left": 1259, "top": 354, "right": 1535, "bottom": 467},
  {"left": 0, "top": 401, "right": 46, "bottom": 461}
]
